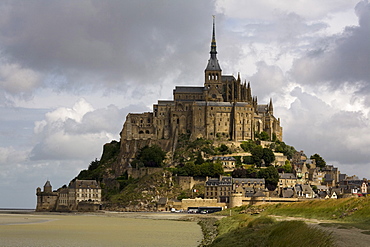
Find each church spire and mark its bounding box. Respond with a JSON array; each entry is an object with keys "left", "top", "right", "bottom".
[
  {"left": 269, "top": 98, "right": 274, "bottom": 114},
  {"left": 210, "top": 15, "right": 217, "bottom": 59},
  {"left": 205, "top": 16, "right": 221, "bottom": 72}
]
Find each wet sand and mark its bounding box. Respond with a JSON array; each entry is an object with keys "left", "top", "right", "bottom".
[{"left": 0, "top": 211, "right": 203, "bottom": 247}]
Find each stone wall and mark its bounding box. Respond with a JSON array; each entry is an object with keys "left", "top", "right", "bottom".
[
  {"left": 181, "top": 198, "right": 226, "bottom": 210},
  {"left": 176, "top": 176, "right": 206, "bottom": 190}
]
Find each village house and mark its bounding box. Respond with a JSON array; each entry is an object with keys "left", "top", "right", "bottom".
[
  {"left": 205, "top": 176, "right": 266, "bottom": 203},
  {"left": 212, "top": 156, "right": 237, "bottom": 173}
]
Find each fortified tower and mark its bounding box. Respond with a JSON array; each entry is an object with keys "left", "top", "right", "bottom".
[{"left": 36, "top": 180, "right": 58, "bottom": 211}]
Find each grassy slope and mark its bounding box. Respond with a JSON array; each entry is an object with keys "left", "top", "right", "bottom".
[
  {"left": 207, "top": 215, "right": 334, "bottom": 247},
  {"left": 205, "top": 197, "right": 370, "bottom": 246},
  {"left": 262, "top": 197, "right": 370, "bottom": 228}
]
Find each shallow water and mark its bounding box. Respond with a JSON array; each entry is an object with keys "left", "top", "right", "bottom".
[{"left": 0, "top": 213, "right": 203, "bottom": 247}]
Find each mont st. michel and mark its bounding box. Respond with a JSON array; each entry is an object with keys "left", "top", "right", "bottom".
[
  {"left": 36, "top": 18, "right": 283, "bottom": 212},
  {"left": 36, "top": 19, "right": 369, "bottom": 219}
]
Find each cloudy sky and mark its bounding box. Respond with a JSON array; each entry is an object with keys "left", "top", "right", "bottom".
[{"left": 0, "top": 0, "right": 369, "bottom": 208}]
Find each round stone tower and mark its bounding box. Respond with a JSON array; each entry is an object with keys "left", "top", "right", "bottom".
[{"left": 229, "top": 193, "right": 243, "bottom": 208}]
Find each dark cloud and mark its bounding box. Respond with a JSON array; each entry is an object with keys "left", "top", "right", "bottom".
[
  {"left": 0, "top": 0, "right": 216, "bottom": 94},
  {"left": 290, "top": 0, "right": 370, "bottom": 87},
  {"left": 282, "top": 87, "right": 370, "bottom": 167}
]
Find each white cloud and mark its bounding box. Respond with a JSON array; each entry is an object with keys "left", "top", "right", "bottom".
[
  {"left": 215, "top": 0, "right": 359, "bottom": 20},
  {"left": 0, "top": 63, "right": 42, "bottom": 103},
  {"left": 30, "top": 98, "right": 121, "bottom": 161}
]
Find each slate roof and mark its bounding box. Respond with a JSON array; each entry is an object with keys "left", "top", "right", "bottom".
[
  {"left": 212, "top": 156, "right": 236, "bottom": 161},
  {"left": 205, "top": 57, "right": 222, "bottom": 71},
  {"left": 302, "top": 185, "right": 313, "bottom": 193},
  {"left": 69, "top": 179, "right": 100, "bottom": 189},
  {"left": 221, "top": 75, "right": 236, "bottom": 82},
  {"left": 194, "top": 101, "right": 234, "bottom": 107},
  {"left": 205, "top": 176, "right": 232, "bottom": 186},
  {"left": 257, "top": 104, "right": 268, "bottom": 113},
  {"left": 279, "top": 173, "right": 297, "bottom": 179},
  {"left": 233, "top": 178, "right": 265, "bottom": 184},
  {"left": 158, "top": 197, "right": 168, "bottom": 205},
  {"left": 282, "top": 188, "right": 295, "bottom": 198},
  {"left": 253, "top": 190, "right": 266, "bottom": 197},
  {"left": 206, "top": 178, "right": 221, "bottom": 186},
  {"left": 44, "top": 180, "right": 52, "bottom": 187},
  {"left": 174, "top": 86, "right": 205, "bottom": 94},
  {"left": 156, "top": 100, "right": 175, "bottom": 106}
]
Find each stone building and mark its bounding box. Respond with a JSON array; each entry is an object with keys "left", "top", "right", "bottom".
[
  {"left": 205, "top": 176, "right": 266, "bottom": 203},
  {"left": 212, "top": 156, "right": 237, "bottom": 172},
  {"left": 36, "top": 180, "right": 58, "bottom": 212},
  {"left": 36, "top": 179, "right": 102, "bottom": 212},
  {"left": 205, "top": 176, "right": 233, "bottom": 203},
  {"left": 118, "top": 18, "right": 283, "bottom": 168}
]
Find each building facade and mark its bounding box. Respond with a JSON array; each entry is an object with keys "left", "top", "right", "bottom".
[
  {"left": 36, "top": 179, "right": 102, "bottom": 212},
  {"left": 119, "top": 19, "right": 283, "bottom": 166},
  {"left": 205, "top": 176, "right": 266, "bottom": 203}
]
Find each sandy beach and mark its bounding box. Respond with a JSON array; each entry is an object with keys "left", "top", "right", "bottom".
[{"left": 0, "top": 211, "right": 203, "bottom": 247}]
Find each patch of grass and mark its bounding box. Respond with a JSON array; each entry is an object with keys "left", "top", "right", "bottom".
[
  {"left": 262, "top": 197, "right": 370, "bottom": 222},
  {"left": 208, "top": 217, "right": 334, "bottom": 247},
  {"left": 361, "top": 231, "right": 370, "bottom": 235},
  {"left": 266, "top": 221, "right": 334, "bottom": 247}
]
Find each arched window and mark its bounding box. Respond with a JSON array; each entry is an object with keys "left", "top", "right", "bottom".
[
  {"left": 145, "top": 130, "right": 150, "bottom": 134},
  {"left": 139, "top": 130, "right": 144, "bottom": 134}
]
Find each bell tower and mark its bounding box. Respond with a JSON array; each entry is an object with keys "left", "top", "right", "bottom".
[{"left": 205, "top": 16, "right": 222, "bottom": 100}]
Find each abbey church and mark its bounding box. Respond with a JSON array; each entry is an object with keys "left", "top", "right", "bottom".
[{"left": 119, "top": 19, "right": 282, "bottom": 166}]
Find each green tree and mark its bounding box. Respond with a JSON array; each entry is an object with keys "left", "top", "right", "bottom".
[
  {"left": 275, "top": 142, "right": 296, "bottom": 160},
  {"left": 218, "top": 144, "right": 230, "bottom": 155},
  {"left": 310, "top": 153, "right": 326, "bottom": 168},
  {"left": 232, "top": 168, "right": 247, "bottom": 178},
  {"left": 282, "top": 160, "right": 292, "bottom": 173},
  {"left": 262, "top": 148, "right": 275, "bottom": 165},
  {"left": 259, "top": 131, "right": 270, "bottom": 141},
  {"left": 240, "top": 140, "right": 257, "bottom": 152},
  {"left": 88, "top": 158, "right": 100, "bottom": 171},
  {"left": 258, "top": 166, "right": 279, "bottom": 191},
  {"left": 199, "top": 162, "right": 224, "bottom": 177},
  {"left": 234, "top": 156, "right": 242, "bottom": 167},
  {"left": 243, "top": 156, "right": 254, "bottom": 164},
  {"left": 137, "top": 145, "right": 166, "bottom": 167},
  {"left": 251, "top": 145, "right": 264, "bottom": 167},
  {"left": 245, "top": 167, "right": 258, "bottom": 178},
  {"left": 195, "top": 152, "right": 205, "bottom": 165},
  {"left": 182, "top": 162, "right": 201, "bottom": 176}
]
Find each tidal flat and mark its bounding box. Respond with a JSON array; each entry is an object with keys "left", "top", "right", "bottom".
[{"left": 0, "top": 212, "right": 203, "bottom": 247}]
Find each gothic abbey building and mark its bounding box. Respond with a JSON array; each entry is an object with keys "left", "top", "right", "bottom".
[{"left": 119, "top": 20, "right": 282, "bottom": 168}]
